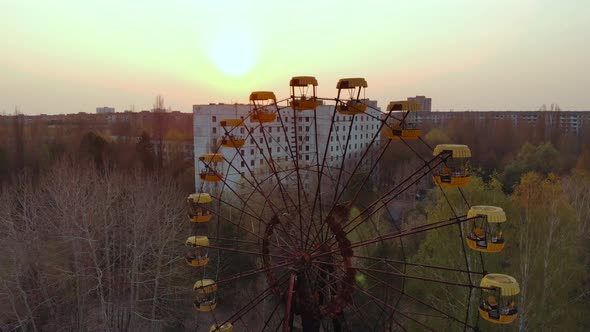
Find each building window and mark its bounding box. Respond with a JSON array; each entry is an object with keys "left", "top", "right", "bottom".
[
  {"left": 250, "top": 138, "right": 254, "bottom": 144},
  {"left": 212, "top": 127, "right": 217, "bottom": 134},
  {"left": 240, "top": 128, "right": 245, "bottom": 134},
  {"left": 241, "top": 161, "right": 245, "bottom": 167},
  {"left": 250, "top": 149, "right": 254, "bottom": 155},
  {"left": 305, "top": 117, "right": 309, "bottom": 122},
  {"left": 305, "top": 145, "right": 309, "bottom": 151},
  {"left": 241, "top": 150, "right": 245, "bottom": 156},
  {"left": 277, "top": 147, "right": 280, "bottom": 152},
  {"left": 250, "top": 160, "right": 254, "bottom": 166},
  {"left": 298, "top": 126, "right": 302, "bottom": 131},
  {"left": 212, "top": 116, "right": 216, "bottom": 122},
  {"left": 260, "top": 137, "right": 263, "bottom": 143},
  {"left": 305, "top": 155, "right": 309, "bottom": 160},
  {"left": 305, "top": 126, "right": 309, "bottom": 132},
  {"left": 305, "top": 136, "right": 309, "bottom": 141}
]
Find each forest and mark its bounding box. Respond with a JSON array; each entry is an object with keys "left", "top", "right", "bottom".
[{"left": 1, "top": 113, "right": 589, "bottom": 331}]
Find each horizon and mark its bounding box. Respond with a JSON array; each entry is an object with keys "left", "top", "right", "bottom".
[{"left": 1, "top": 1, "right": 589, "bottom": 114}]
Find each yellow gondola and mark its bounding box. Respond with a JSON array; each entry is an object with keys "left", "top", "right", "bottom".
[
  {"left": 210, "top": 323, "right": 233, "bottom": 332},
  {"left": 432, "top": 144, "right": 471, "bottom": 187},
  {"left": 336, "top": 78, "right": 368, "bottom": 115},
  {"left": 250, "top": 91, "right": 278, "bottom": 123},
  {"left": 187, "top": 193, "right": 212, "bottom": 222},
  {"left": 194, "top": 279, "right": 218, "bottom": 312},
  {"left": 384, "top": 100, "right": 421, "bottom": 139},
  {"left": 185, "top": 236, "right": 210, "bottom": 267},
  {"left": 290, "top": 76, "right": 318, "bottom": 111},
  {"left": 220, "top": 119, "right": 246, "bottom": 148},
  {"left": 199, "top": 153, "right": 224, "bottom": 182},
  {"left": 479, "top": 274, "right": 520, "bottom": 324},
  {"left": 220, "top": 135, "right": 245, "bottom": 148},
  {"left": 466, "top": 206, "right": 507, "bottom": 253}
]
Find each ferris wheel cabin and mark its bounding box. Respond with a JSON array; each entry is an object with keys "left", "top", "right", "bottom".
[
  {"left": 479, "top": 274, "right": 520, "bottom": 324},
  {"left": 432, "top": 144, "right": 471, "bottom": 187},
  {"left": 193, "top": 279, "right": 218, "bottom": 312},
  {"left": 336, "top": 78, "right": 368, "bottom": 115},
  {"left": 249, "top": 91, "right": 278, "bottom": 123},
  {"left": 384, "top": 100, "right": 421, "bottom": 140},
  {"left": 185, "top": 236, "right": 210, "bottom": 267},
  {"left": 187, "top": 193, "right": 213, "bottom": 222},
  {"left": 199, "top": 153, "right": 224, "bottom": 182},
  {"left": 290, "top": 76, "right": 318, "bottom": 111},
  {"left": 220, "top": 119, "right": 246, "bottom": 148},
  {"left": 466, "top": 205, "right": 507, "bottom": 253}
]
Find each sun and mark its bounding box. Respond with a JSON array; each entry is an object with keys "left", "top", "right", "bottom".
[{"left": 210, "top": 31, "right": 256, "bottom": 76}]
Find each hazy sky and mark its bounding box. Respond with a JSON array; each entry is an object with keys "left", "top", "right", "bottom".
[{"left": 1, "top": 0, "right": 588, "bottom": 114}]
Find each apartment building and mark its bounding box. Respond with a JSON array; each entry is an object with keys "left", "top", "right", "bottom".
[{"left": 193, "top": 102, "right": 383, "bottom": 190}]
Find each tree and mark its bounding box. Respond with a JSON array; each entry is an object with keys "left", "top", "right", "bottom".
[
  {"left": 136, "top": 132, "right": 156, "bottom": 171},
  {"left": 512, "top": 172, "right": 586, "bottom": 331},
  {"left": 79, "top": 131, "right": 109, "bottom": 168}
]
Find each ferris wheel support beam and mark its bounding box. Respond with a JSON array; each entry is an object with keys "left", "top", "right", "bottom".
[{"left": 282, "top": 273, "right": 297, "bottom": 332}]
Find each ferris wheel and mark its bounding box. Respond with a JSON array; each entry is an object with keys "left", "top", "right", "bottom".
[{"left": 185, "top": 76, "right": 520, "bottom": 331}]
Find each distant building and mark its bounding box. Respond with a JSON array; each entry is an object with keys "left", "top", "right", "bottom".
[
  {"left": 96, "top": 107, "right": 115, "bottom": 114},
  {"left": 407, "top": 96, "right": 432, "bottom": 112},
  {"left": 408, "top": 110, "right": 590, "bottom": 135}
]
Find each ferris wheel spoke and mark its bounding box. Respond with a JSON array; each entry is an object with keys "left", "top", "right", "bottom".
[
  {"left": 308, "top": 153, "right": 447, "bottom": 253},
  {"left": 312, "top": 262, "right": 436, "bottom": 332},
  {"left": 216, "top": 271, "right": 291, "bottom": 329},
  {"left": 211, "top": 191, "right": 300, "bottom": 252},
  {"left": 309, "top": 93, "right": 341, "bottom": 241},
  {"left": 204, "top": 200, "right": 291, "bottom": 254},
  {"left": 321, "top": 260, "right": 478, "bottom": 291},
  {"left": 202, "top": 242, "right": 291, "bottom": 260},
  {"left": 345, "top": 215, "right": 472, "bottom": 251},
  {"left": 214, "top": 259, "right": 294, "bottom": 287},
  {"left": 331, "top": 111, "right": 358, "bottom": 204},
  {"left": 348, "top": 298, "right": 388, "bottom": 332},
  {"left": 342, "top": 155, "right": 447, "bottom": 234},
  {"left": 360, "top": 268, "right": 475, "bottom": 329},
  {"left": 352, "top": 255, "right": 482, "bottom": 275},
  {"left": 260, "top": 298, "right": 283, "bottom": 331},
  {"left": 331, "top": 107, "right": 396, "bottom": 208}
]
